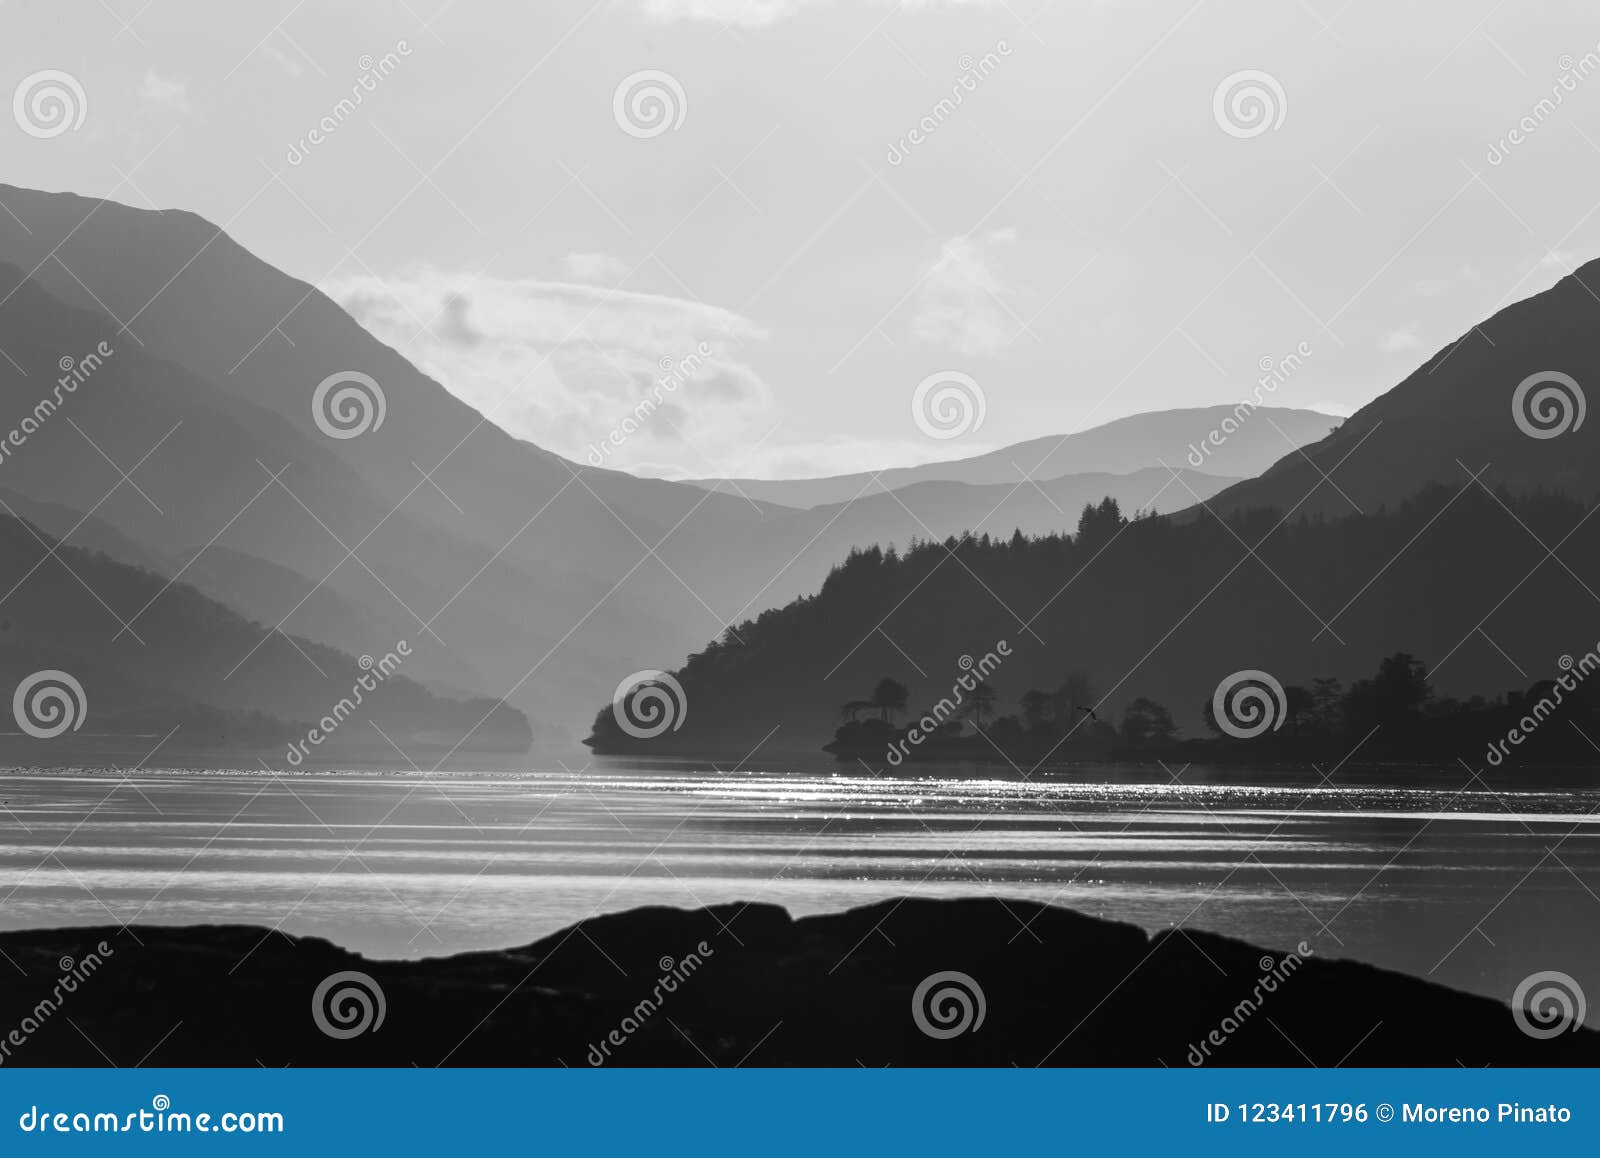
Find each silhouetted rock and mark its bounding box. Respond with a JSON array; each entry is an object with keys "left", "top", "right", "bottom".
[{"left": 1, "top": 898, "right": 1591, "bottom": 1067}]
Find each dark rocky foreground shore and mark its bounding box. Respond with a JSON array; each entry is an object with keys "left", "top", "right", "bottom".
[{"left": 1, "top": 898, "right": 1593, "bottom": 1067}]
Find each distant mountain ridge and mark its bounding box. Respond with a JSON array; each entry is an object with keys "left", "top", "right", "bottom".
[{"left": 681, "top": 406, "right": 1339, "bottom": 509}]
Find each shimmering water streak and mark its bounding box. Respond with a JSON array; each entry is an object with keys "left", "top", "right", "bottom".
[{"left": 0, "top": 767, "right": 1596, "bottom": 1024}]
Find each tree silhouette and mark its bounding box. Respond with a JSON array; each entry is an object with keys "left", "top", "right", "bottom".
[
  {"left": 1019, "top": 689, "right": 1052, "bottom": 731},
  {"left": 871, "top": 677, "right": 909, "bottom": 724},
  {"left": 1311, "top": 677, "right": 1344, "bottom": 736},
  {"left": 642, "top": 484, "right": 1600, "bottom": 772},
  {"left": 968, "top": 681, "right": 997, "bottom": 727},
  {"left": 1051, "top": 669, "right": 1095, "bottom": 723},
  {"left": 1283, "top": 685, "right": 1316, "bottom": 734},
  {"left": 1343, "top": 652, "right": 1431, "bottom": 737},
  {"left": 1119, "top": 696, "right": 1177, "bottom": 747},
  {"left": 1075, "top": 496, "right": 1126, "bottom": 546}
]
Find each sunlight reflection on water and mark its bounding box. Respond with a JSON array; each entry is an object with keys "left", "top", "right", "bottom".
[{"left": 1, "top": 763, "right": 1596, "bottom": 1023}]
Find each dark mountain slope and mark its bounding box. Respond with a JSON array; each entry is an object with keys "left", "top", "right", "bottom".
[
  {"left": 0, "top": 260, "right": 665, "bottom": 741},
  {"left": 584, "top": 484, "right": 1600, "bottom": 758},
  {"left": 1204, "top": 260, "right": 1600, "bottom": 519},
  {"left": 0, "top": 186, "right": 1275, "bottom": 747},
  {"left": 0, "top": 509, "right": 530, "bottom": 762},
  {"left": 0, "top": 486, "right": 487, "bottom": 700}
]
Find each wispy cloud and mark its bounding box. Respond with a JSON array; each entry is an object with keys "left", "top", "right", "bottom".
[
  {"left": 1379, "top": 326, "right": 1426, "bottom": 354},
  {"left": 137, "top": 70, "right": 192, "bottom": 117},
  {"left": 563, "top": 252, "right": 634, "bottom": 284},
  {"left": 909, "top": 228, "right": 1018, "bottom": 356},
  {"left": 326, "top": 268, "right": 778, "bottom": 474},
  {"left": 260, "top": 39, "right": 305, "bottom": 79}
]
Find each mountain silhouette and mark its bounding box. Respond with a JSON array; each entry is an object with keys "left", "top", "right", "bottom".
[
  {"left": 0, "top": 507, "right": 530, "bottom": 762},
  {"left": 684, "top": 405, "right": 1338, "bottom": 509},
  {"left": 7, "top": 184, "right": 1598, "bottom": 760},
  {"left": 1206, "top": 260, "right": 1600, "bottom": 519},
  {"left": 586, "top": 483, "right": 1600, "bottom": 758},
  {"left": 0, "top": 184, "right": 1330, "bottom": 748},
  {"left": 577, "top": 255, "right": 1600, "bottom": 757}
]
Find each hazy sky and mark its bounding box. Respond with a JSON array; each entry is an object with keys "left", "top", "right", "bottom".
[{"left": 7, "top": 0, "right": 1600, "bottom": 478}]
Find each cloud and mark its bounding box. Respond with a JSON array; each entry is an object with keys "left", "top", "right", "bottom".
[
  {"left": 325, "top": 268, "right": 777, "bottom": 473},
  {"left": 260, "top": 40, "right": 305, "bottom": 79},
  {"left": 563, "top": 252, "right": 634, "bottom": 284},
  {"left": 1379, "top": 326, "right": 1426, "bottom": 354},
  {"left": 909, "top": 229, "right": 1019, "bottom": 356},
  {"left": 137, "top": 70, "right": 192, "bottom": 117}
]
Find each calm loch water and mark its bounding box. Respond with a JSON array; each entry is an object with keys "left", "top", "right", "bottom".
[{"left": 1, "top": 762, "right": 1596, "bottom": 1024}]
